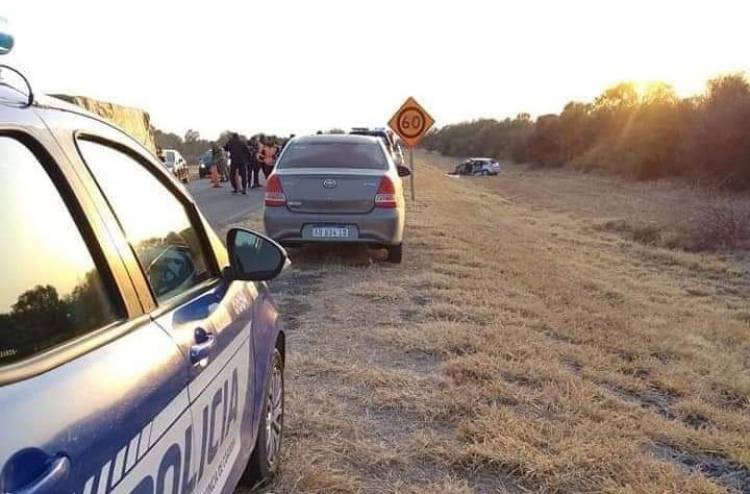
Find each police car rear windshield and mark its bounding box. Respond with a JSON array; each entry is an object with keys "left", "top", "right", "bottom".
[{"left": 277, "top": 142, "right": 387, "bottom": 170}]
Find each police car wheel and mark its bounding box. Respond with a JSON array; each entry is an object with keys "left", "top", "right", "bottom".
[{"left": 241, "top": 348, "right": 284, "bottom": 486}]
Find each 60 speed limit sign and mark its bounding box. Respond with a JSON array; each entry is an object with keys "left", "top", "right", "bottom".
[
  {"left": 388, "top": 97, "right": 434, "bottom": 201},
  {"left": 388, "top": 97, "right": 434, "bottom": 148}
]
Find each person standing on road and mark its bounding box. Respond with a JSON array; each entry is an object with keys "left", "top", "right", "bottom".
[
  {"left": 254, "top": 133, "right": 266, "bottom": 178},
  {"left": 218, "top": 147, "right": 229, "bottom": 182},
  {"left": 247, "top": 136, "right": 262, "bottom": 189},
  {"left": 223, "top": 132, "right": 252, "bottom": 194},
  {"left": 258, "top": 136, "right": 278, "bottom": 180},
  {"left": 255, "top": 134, "right": 268, "bottom": 180},
  {"left": 210, "top": 142, "right": 225, "bottom": 188}
]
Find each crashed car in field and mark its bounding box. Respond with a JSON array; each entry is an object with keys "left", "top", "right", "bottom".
[{"left": 451, "top": 157, "right": 501, "bottom": 176}]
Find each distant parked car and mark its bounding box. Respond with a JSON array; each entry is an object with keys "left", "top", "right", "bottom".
[
  {"left": 452, "top": 158, "right": 501, "bottom": 176},
  {"left": 393, "top": 141, "right": 405, "bottom": 167},
  {"left": 350, "top": 127, "right": 405, "bottom": 166},
  {"left": 159, "top": 148, "right": 189, "bottom": 183},
  {"left": 264, "top": 134, "right": 411, "bottom": 263}
]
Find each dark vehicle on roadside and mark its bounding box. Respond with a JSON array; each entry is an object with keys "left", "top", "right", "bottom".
[
  {"left": 0, "top": 75, "right": 288, "bottom": 493},
  {"left": 452, "top": 157, "right": 501, "bottom": 176},
  {"left": 263, "top": 134, "right": 411, "bottom": 263},
  {"left": 198, "top": 149, "right": 212, "bottom": 177}
]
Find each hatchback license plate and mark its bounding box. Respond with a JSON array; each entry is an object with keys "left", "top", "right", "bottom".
[{"left": 312, "top": 226, "right": 350, "bottom": 238}]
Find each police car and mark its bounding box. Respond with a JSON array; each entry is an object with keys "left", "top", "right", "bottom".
[{"left": 0, "top": 60, "right": 287, "bottom": 493}]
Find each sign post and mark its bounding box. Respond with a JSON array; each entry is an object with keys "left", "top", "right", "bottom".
[
  {"left": 388, "top": 97, "right": 434, "bottom": 201},
  {"left": 409, "top": 146, "right": 415, "bottom": 201}
]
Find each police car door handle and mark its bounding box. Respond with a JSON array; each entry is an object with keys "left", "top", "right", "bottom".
[
  {"left": 11, "top": 454, "right": 70, "bottom": 494},
  {"left": 190, "top": 328, "right": 215, "bottom": 365}
]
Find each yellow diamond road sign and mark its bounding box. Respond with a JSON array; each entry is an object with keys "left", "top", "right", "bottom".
[{"left": 388, "top": 97, "right": 434, "bottom": 148}]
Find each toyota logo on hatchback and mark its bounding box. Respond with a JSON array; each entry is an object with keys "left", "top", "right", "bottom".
[{"left": 322, "top": 178, "right": 337, "bottom": 189}]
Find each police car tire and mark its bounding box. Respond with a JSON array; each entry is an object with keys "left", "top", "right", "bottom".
[{"left": 241, "top": 348, "right": 284, "bottom": 486}]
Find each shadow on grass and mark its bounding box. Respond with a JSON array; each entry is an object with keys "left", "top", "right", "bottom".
[{"left": 285, "top": 243, "right": 391, "bottom": 268}]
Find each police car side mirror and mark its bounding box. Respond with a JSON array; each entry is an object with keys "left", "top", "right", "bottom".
[
  {"left": 397, "top": 165, "right": 411, "bottom": 177},
  {"left": 226, "top": 228, "right": 288, "bottom": 281}
]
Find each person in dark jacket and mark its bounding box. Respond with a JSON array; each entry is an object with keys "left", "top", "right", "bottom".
[
  {"left": 247, "top": 136, "right": 262, "bottom": 189},
  {"left": 223, "top": 133, "right": 252, "bottom": 194}
]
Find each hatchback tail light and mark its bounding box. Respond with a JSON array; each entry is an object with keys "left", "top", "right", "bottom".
[
  {"left": 265, "top": 175, "right": 286, "bottom": 207},
  {"left": 375, "top": 176, "right": 397, "bottom": 208}
]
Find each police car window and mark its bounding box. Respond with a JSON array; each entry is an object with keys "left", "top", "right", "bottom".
[
  {"left": 0, "top": 137, "right": 120, "bottom": 366},
  {"left": 77, "top": 140, "right": 212, "bottom": 303}
]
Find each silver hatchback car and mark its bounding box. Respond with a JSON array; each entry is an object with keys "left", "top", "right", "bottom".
[{"left": 263, "top": 134, "right": 411, "bottom": 262}]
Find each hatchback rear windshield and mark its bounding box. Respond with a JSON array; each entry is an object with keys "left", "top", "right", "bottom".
[{"left": 277, "top": 142, "right": 387, "bottom": 170}]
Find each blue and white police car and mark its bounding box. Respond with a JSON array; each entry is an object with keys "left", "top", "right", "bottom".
[{"left": 0, "top": 61, "right": 287, "bottom": 493}]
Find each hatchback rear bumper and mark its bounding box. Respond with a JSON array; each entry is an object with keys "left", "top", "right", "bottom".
[{"left": 263, "top": 206, "right": 404, "bottom": 246}]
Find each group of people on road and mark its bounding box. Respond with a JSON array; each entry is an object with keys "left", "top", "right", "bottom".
[{"left": 209, "top": 133, "right": 294, "bottom": 194}]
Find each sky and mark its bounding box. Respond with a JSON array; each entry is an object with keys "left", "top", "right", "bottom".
[{"left": 3, "top": 0, "right": 749, "bottom": 140}]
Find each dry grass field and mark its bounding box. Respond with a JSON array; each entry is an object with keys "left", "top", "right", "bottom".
[{"left": 235, "top": 152, "right": 750, "bottom": 493}]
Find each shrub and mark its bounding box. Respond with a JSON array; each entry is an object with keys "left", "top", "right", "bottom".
[
  {"left": 685, "top": 199, "right": 750, "bottom": 251},
  {"left": 630, "top": 224, "right": 662, "bottom": 245},
  {"left": 597, "top": 219, "right": 663, "bottom": 246}
]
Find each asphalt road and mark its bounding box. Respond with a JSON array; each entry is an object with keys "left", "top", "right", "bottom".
[{"left": 186, "top": 177, "right": 264, "bottom": 229}]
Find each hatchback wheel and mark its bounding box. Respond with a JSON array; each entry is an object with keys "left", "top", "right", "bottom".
[
  {"left": 386, "top": 244, "right": 403, "bottom": 263},
  {"left": 241, "top": 348, "right": 284, "bottom": 486}
]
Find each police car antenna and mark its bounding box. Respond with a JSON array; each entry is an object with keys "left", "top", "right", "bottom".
[{"left": 0, "top": 64, "right": 34, "bottom": 107}]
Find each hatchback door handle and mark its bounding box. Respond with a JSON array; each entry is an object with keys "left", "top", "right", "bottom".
[
  {"left": 190, "top": 328, "right": 215, "bottom": 364},
  {"left": 11, "top": 455, "right": 70, "bottom": 494}
]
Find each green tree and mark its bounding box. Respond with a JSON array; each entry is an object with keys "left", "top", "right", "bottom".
[{"left": 526, "top": 115, "right": 563, "bottom": 166}]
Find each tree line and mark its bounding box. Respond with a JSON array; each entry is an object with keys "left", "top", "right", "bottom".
[{"left": 423, "top": 73, "right": 750, "bottom": 189}]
